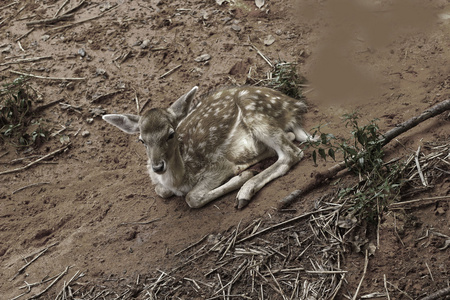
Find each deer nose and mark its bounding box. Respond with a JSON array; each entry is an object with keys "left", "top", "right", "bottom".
[{"left": 152, "top": 161, "right": 166, "bottom": 174}]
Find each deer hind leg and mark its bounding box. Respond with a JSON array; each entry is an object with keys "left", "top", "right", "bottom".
[
  {"left": 291, "top": 124, "right": 318, "bottom": 143},
  {"left": 185, "top": 170, "right": 255, "bottom": 208},
  {"left": 236, "top": 127, "right": 304, "bottom": 209}
]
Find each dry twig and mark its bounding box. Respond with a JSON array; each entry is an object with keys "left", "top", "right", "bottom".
[
  {"left": 12, "top": 182, "right": 50, "bottom": 194},
  {"left": 160, "top": 64, "right": 182, "bottom": 79},
  {"left": 420, "top": 286, "right": 450, "bottom": 300},
  {"left": 0, "top": 56, "right": 52, "bottom": 66},
  {"left": 10, "top": 242, "right": 58, "bottom": 281},
  {"left": 352, "top": 250, "right": 369, "bottom": 300},
  {"left": 26, "top": 13, "right": 74, "bottom": 26},
  {"left": 0, "top": 144, "right": 70, "bottom": 176},
  {"left": 10, "top": 70, "right": 86, "bottom": 80}
]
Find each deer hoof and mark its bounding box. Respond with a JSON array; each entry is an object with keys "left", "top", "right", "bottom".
[
  {"left": 235, "top": 198, "right": 250, "bottom": 209},
  {"left": 155, "top": 185, "right": 174, "bottom": 198}
]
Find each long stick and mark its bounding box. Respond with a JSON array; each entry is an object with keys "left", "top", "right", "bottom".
[{"left": 279, "top": 99, "right": 450, "bottom": 209}]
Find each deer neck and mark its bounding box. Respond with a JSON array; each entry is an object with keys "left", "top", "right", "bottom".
[{"left": 165, "top": 144, "right": 186, "bottom": 187}]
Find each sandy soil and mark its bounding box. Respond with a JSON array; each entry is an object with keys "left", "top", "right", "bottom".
[{"left": 1, "top": 0, "right": 449, "bottom": 299}]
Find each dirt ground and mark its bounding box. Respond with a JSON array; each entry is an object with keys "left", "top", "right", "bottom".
[{"left": 1, "top": 0, "right": 449, "bottom": 299}]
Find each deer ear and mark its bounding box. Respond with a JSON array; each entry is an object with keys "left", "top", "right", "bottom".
[
  {"left": 168, "top": 86, "right": 198, "bottom": 120},
  {"left": 102, "top": 114, "right": 140, "bottom": 134}
]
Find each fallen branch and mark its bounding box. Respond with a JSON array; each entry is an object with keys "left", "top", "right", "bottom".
[
  {"left": 420, "top": 286, "right": 450, "bottom": 300},
  {"left": 279, "top": 98, "right": 450, "bottom": 209},
  {"left": 0, "top": 144, "right": 70, "bottom": 176}
]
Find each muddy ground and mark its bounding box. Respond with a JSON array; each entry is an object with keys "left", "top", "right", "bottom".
[{"left": 0, "top": 0, "right": 449, "bottom": 299}]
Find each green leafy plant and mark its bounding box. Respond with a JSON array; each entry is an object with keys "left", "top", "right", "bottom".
[
  {"left": 307, "top": 112, "right": 406, "bottom": 223},
  {"left": 0, "top": 77, "right": 49, "bottom": 147},
  {"left": 268, "top": 62, "right": 306, "bottom": 100}
]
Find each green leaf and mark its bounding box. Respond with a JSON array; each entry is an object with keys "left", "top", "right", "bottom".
[
  {"left": 312, "top": 150, "right": 317, "bottom": 165},
  {"left": 328, "top": 148, "right": 336, "bottom": 161},
  {"left": 318, "top": 148, "right": 326, "bottom": 160},
  {"left": 320, "top": 133, "right": 328, "bottom": 145}
]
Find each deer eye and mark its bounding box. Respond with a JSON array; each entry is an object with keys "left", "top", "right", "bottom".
[{"left": 168, "top": 130, "right": 175, "bottom": 140}]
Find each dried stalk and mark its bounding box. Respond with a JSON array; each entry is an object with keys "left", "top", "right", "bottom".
[
  {"left": 160, "top": 64, "right": 182, "bottom": 79},
  {"left": 10, "top": 242, "right": 58, "bottom": 281},
  {"left": 54, "top": 0, "right": 70, "bottom": 17},
  {"left": 12, "top": 182, "right": 50, "bottom": 194},
  {"left": 28, "top": 266, "right": 70, "bottom": 299},
  {"left": 10, "top": 70, "right": 86, "bottom": 80},
  {"left": 62, "top": 0, "right": 87, "bottom": 16},
  {"left": 0, "top": 56, "right": 52, "bottom": 66},
  {"left": 352, "top": 250, "right": 369, "bottom": 300}
]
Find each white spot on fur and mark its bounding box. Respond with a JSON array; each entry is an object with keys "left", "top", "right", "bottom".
[
  {"left": 238, "top": 90, "right": 249, "bottom": 97},
  {"left": 245, "top": 103, "right": 256, "bottom": 111}
]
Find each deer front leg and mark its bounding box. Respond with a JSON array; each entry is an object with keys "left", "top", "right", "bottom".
[
  {"left": 185, "top": 170, "right": 255, "bottom": 208},
  {"left": 236, "top": 137, "right": 304, "bottom": 209}
]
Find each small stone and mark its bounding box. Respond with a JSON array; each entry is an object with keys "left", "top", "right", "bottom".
[
  {"left": 41, "top": 35, "right": 50, "bottom": 41},
  {"left": 81, "top": 130, "right": 90, "bottom": 137},
  {"left": 95, "top": 68, "right": 106, "bottom": 77},
  {"left": 140, "top": 39, "right": 150, "bottom": 49},
  {"left": 264, "top": 35, "right": 275, "bottom": 46},
  {"left": 231, "top": 24, "right": 241, "bottom": 32},
  {"left": 194, "top": 54, "right": 211, "bottom": 62},
  {"left": 275, "top": 29, "right": 282, "bottom": 35},
  {"left": 89, "top": 107, "right": 107, "bottom": 117},
  {"left": 435, "top": 207, "right": 445, "bottom": 215},
  {"left": 78, "top": 48, "right": 86, "bottom": 57},
  {"left": 86, "top": 118, "right": 94, "bottom": 124},
  {"left": 117, "top": 81, "right": 126, "bottom": 89}
]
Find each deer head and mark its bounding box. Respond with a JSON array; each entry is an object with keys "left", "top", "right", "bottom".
[{"left": 102, "top": 86, "right": 198, "bottom": 175}]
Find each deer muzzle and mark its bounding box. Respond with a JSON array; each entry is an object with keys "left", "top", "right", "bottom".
[{"left": 152, "top": 161, "right": 166, "bottom": 174}]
